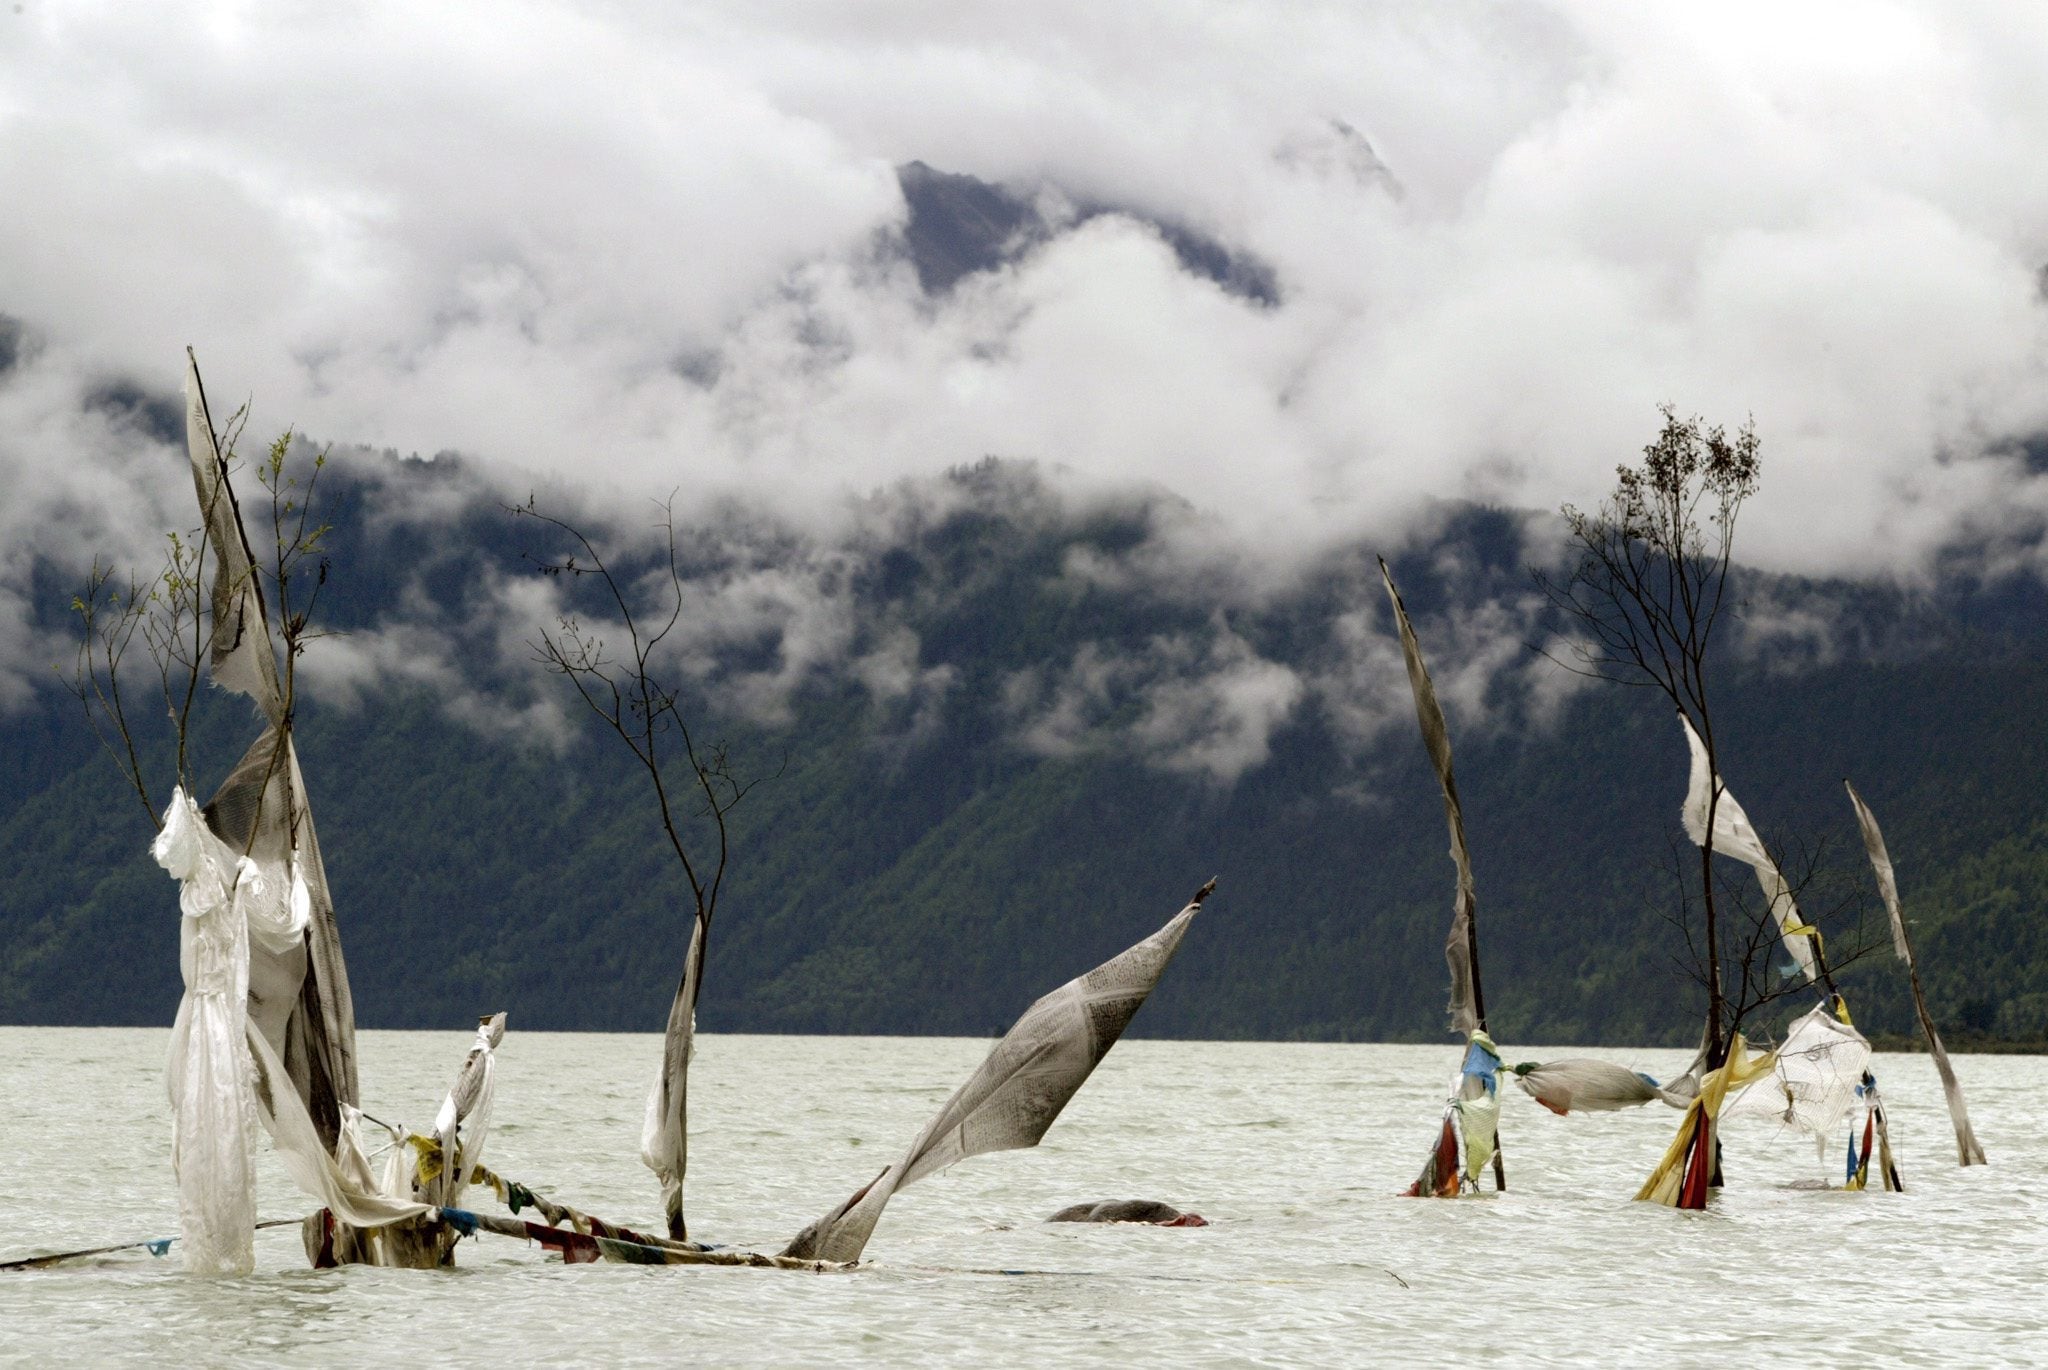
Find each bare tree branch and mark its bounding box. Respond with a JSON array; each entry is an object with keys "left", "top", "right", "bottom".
[
  {"left": 510, "top": 493, "right": 778, "bottom": 1238},
  {"left": 65, "top": 390, "right": 330, "bottom": 850},
  {"left": 1536, "top": 407, "right": 1760, "bottom": 1066},
  {"left": 1648, "top": 827, "right": 1879, "bottom": 1047}
]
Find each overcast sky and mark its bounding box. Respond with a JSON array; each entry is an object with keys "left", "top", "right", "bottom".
[{"left": 5, "top": 0, "right": 2048, "bottom": 703}]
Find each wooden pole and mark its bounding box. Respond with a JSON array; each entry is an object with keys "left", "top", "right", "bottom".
[
  {"left": 1379, "top": 559, "right": 1507, "bottom": 1192},
  {"left": 1467, "top": 914, "right": 1507, "bottom": 1192},
  {"left": 1, "top": 1219, "right": 301, "bottom": 1272}
]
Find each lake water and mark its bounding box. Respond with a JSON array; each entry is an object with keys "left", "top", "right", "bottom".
[{"left": 0, "top": 1028, "right": 2040, "bottom": 1366}]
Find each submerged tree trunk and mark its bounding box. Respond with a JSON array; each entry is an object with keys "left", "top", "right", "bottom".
[
  {"left": 1379, "top": 559, "right": 1507, "bottom": 1192},
  {"left": 1464, "top": 916, "right": 1506, "bottom": 1191},
  {"left": 1700, "top": 836, "right": 1726, "bottom": 1070}
]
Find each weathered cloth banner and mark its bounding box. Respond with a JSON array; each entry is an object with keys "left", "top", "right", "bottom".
[
  {"left": 781, "top": 884, "right": 1211, "bottom": 1263},
  {"left": 1636, "top": 1035, "right": 1777, "bottom": 1209},
  {"left": 1513, "top": 1059, "right": 1687, "bottom": 1115},
  {"left": 1677, "top": 712, "right": 1817, "bottom": 984},
  {"left": 1844, "top": 781, "right": 1986, "bottom": 1167},
  {"left": 156, "top": 788, "right": 429, "bottom": 1273},
  {"left": 641, "top": 916, "right": 704, "bottom": 1239},
  {"left": 1380, "top": 560, "right": 1482, "bottom": 1036},
  {"left": 1722, "top": 1004, "right": 1869, "bottom": 1150}
]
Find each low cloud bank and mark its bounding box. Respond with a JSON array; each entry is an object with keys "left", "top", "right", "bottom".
[{"left": 7, "top": 3, "right": 2048, "bottom": 767}]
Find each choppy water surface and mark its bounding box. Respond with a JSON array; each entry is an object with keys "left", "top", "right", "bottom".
[{"left": 1, "top": 1028, "right": 2041, "bottom": 1366}]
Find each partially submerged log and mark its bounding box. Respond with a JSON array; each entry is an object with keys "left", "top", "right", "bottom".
[
  {"left": 458, "top": 1212, "right": 849, "bottom": 1271},
  {"left": 1046, "top": 1200, "right": 1207, "bottom": 1226},
  {"left": 464, "top": 1160, "right": 697, "bottom": 1250},
  {"left": 309, "top": 1013, "right": 507, "bottom": 1269}
]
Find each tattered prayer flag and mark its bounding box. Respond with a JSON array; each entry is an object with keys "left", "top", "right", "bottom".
[{"left": 781, "top": 882, "right": 1212, "bottom": 1263}]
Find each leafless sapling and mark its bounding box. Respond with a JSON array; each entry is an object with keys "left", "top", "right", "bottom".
[
  {"left": 65, "top": 389, "right": 334, "bottom": 862},
  {"left": 512, "top": 492, "right": 774, "bottom": 1239}
]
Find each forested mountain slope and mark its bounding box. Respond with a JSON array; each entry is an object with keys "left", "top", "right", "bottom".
[{"left": 3, "top": 460, "right": 2043, "bottom": 1048}]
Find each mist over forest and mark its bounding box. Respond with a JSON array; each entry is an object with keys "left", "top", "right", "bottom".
[
  {"left": 6, "top": 11, "right": 2048, "bottom": 1050},
  {"left": 6, "top": 435, "right": 2047, "bottom": 1048}
]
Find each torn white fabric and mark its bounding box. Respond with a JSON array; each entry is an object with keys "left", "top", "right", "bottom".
[
  {"left": 427, "top": 1014, "right": 506, "bottom": 1209},
  {"left": 185, "top": 356, "right": 358, "bottom": 1135},
  {"left": 1723, "top": 1004, "right": 1871, "bottom": 1149},
  {"left": 282, "top": 736, "right": 360, "bottom": 1127},
  {"left": 641, "top": 916, "right": 703, "bottom": 1240},
  {"left": 245, "top": 1022, "right": 430, "bottom": 1230},
  {"left": 157, "top": 787, "right": 260, "bottom": 1274},
  {"left": 1677, "top": 712, "right": 1817, "bottom": 983},
  {"left": 157, "top": 786, "right": 427, "bottom": 1273},
  {"left": 242, "top": 857, "right": 311, "bottom": 957}
]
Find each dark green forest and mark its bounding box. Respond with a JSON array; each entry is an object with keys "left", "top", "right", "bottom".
[{"left": 3, "top": 466, "right": 2044, "bottom": 1050}]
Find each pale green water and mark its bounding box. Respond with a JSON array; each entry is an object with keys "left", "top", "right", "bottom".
[{"left": 0, "top": 1027, "right": 2040, "bottom": 1366}]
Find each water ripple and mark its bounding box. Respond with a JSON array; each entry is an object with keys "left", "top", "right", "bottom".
[{"left": 0, "top": 1030, "right": 2040, "bottom": 1366}]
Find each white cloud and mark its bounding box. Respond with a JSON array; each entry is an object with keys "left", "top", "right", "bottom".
[
  {"left": 1004, "top": 625, "right": 1304, "bottom": 783},
  {"left": 850, "top": 623, "right": 957, "bottom": 751},
  {"left": 7, "top": 0, "right": 2048, "bottom": 726},
  {"left": 1312, "top": 542, "right": 1595, "bottom": 756},
  {"left": 296, "top": 572, "right": 578, "bottom": 749},
  {"left": 0, "top": 344, "right": 194, "bottom": 706},
  {"left": 1131, "top": 631, "right": 1305, "bottom": 782}
]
